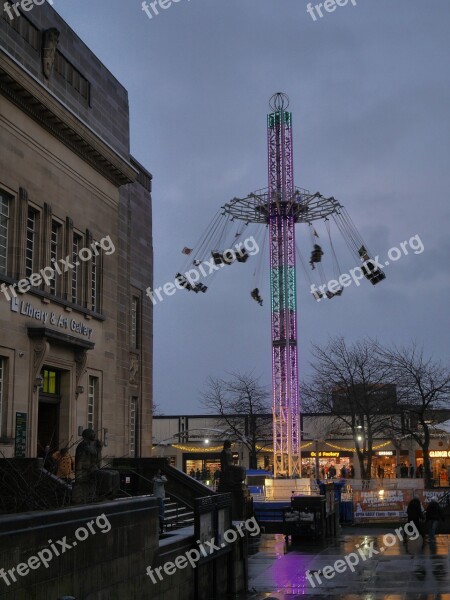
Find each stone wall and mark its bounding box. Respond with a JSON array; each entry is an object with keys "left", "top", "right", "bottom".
[
  {"left": 146, "top": 527, "right": 248, "bottom": 600},
  {"left": 0, "top": 495, "right": 249, "bottom": 599},
  {"left": 0, "top": 496, "right": 159, "bottom": 599},
  {"left": 1, "top": 2, "right": 130, "bottom": 157},
  {"left": 116, "top": 160, "right": 153, "bottom": 458}
]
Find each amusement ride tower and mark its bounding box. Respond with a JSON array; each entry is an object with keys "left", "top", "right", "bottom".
[{"left": 178, "top": 93, "right": 386, "bottom": 479}]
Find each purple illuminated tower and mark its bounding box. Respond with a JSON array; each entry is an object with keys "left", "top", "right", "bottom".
[
  {"left": 267, "top": 93, "right": 300, "bottom": 477},
  {"left": 223, "top": 93, "right": 345, "bottom": 477}
]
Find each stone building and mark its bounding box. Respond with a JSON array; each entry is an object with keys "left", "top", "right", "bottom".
[{"left": 0, "top": 3, "right": 153, "bottom": 459}]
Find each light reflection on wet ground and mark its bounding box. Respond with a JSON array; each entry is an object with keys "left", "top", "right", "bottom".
[{"left": 245, "top": 528, "right": 450, "bottom": 600}]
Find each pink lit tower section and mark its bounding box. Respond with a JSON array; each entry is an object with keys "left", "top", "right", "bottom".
[{"left": 267, "top": 93, "right": 301, "bottom": 478}]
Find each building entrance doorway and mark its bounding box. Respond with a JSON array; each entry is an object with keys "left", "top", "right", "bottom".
[
  {"left": 37, "top": 402, "right": 60, "bottom": 455},
  {"left": 37, "top": 368, "right": 61, "bottom": 456}
]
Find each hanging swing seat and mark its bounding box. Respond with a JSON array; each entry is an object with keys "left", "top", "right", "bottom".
[
  {"left": 362, "top": 263, "right": 386, "bottom": 285},
  {"left": 236, "top": 249, "right": 249, "bottom": 263},
  {"left": 212, "top": 251, "right": 224, "bottom": 266},
  {"left": 358, "top": 246, "right": 386, "bottom": 285},
  {"left": 311, "top": 290, "right": 325, "bottom": 301},
  {"left": 358, "top": 246, "right": 370, "bottom": 262},
  {"left": 326, "top": 287, "right": 343, "bottom": 299},
  {"left": 222, "top": 251, "right": 236, "bottom": 265},
  {"left": 251, "top": 288, "right": 263, "bottom": 306},
  {"left": 175, "top": 273, "right": 193, "bottom": 291},
  {"left": 309, "top": 244, "right": 323, "bottom": 269}
]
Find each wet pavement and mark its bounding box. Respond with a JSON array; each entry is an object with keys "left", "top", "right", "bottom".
[{"left": 246, "top": 527, "right": 450, "bottom": 599}]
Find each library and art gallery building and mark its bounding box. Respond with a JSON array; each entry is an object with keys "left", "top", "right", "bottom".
[{"left": 0, "top": 4, "right": 153, "bottom": 459}]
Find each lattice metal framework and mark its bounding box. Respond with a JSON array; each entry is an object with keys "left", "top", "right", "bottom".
[
  {"left": 267, "top": 94, "right": 300, "bottom": 477},
  {"left": 222, "top": 94, "right": 342, "bottom": 477}
]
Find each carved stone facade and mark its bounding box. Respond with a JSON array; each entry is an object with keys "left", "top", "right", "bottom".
[{"left": 0, "top": 4, "right": 153, "bottom": 459}]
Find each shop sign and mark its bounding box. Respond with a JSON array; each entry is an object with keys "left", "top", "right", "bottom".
[
  {"left": 429, "top": 450, "right": 450, "bottom": 458},
  {"left": 376, "top": 451, "right": 393, "bottom": 456},
  {"left": 11, "top": 298, "right": 93, "bottom": 339},
  {"left": 302, "top": 450, "right": 353, "bottom": 458},
  {"left": 311, "top": 451, "right": 339, "bottom": 458}
]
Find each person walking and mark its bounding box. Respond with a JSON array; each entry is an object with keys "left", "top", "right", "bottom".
[
  {"left": 409, "top": 464, "right": 415, "bottom": 478},
  {"left": 406, "top": 496, "right": 425, "bottom": 542},
  {"left": 425, "top": 497, "right": 445, "bottom": 542},
  {"left": 152, "top": 469, "right": 168, "bottom": 535}
]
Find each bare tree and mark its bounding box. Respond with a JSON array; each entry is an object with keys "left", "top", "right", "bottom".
[
  {"left": 200, "top": 372, "right": 272, "bottom": 469},
  {"left": 303, "top": 337, "right": 396, "bottom": 480},
  {"left": 152, "top": 402, "right": 164, "bottom": 416},
  {"left": 376, "top": 342, "right": 450, "bottom": 488}
]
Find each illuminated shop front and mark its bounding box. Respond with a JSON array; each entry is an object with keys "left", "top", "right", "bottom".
[
  {"left": 301, "top": 451, "right": 354, "bottom": 478},
  {"left": 416, "top": 449, "right": 450, "bottom": 486},
  {"left": 371, "top": 450, "right": 409, "bottom": 478},
  {"left": 183, "top": 452, "right": 239, "bottom": 483},
  {"left": 256, "top": 453, "right": 274, "bottom": 472}
]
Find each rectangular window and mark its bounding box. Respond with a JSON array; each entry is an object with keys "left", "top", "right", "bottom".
[
  {"left": 91, "top": 250, "right": 101, "bottom": 312},
  {"left": 87, "top": 376, "right": 98, "bottom": 431},
  {"left": 71, "top": 233, "right": 83, "bottom": 305},
  {"left": 42, "top": 369, "right": 58, "bottom": 395},
  {"left": 26, "top": 208, "right": 37, "bottom": 278},
  {"left": 130, "top": 397, "right": 137, "bottom": 458},
  {"left": 0, "top": 191, "right": 10, "bottom": 275},
  {"left": 50, "top": 220, "right": 62, "bottom": 296},
  {"left": 131, "top": 297, "right": 140, "bottom": 349}
]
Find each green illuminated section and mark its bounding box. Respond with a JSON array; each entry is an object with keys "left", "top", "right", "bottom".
[
  {"left": 287, "top": 266, "right": 296, "bottom": 311},
  {"left": 270, "top": 267, "right": 279, "bottom": 312},
  {"left": 268, "top": 111, "right": 292, "bottom": 129},
  {"left": 270, "top": 266, "right": 296, "bottom": 312}
]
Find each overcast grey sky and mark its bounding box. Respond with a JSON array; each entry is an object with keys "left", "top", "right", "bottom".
[{"left": 55, "top": 0, "right": 450, "bottom": 414}]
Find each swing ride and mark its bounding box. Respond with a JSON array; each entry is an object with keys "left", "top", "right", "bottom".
[{"left": 176, "top": 93, "right": 386, "bottom": 478}]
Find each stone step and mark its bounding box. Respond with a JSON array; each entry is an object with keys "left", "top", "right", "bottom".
[{"left": 162, "top": 496, "right": 194, "bottom": 531}]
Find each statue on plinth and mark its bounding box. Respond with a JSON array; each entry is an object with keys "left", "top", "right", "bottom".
[
  {"left": 72, "top": 429, "right": 119, "bottom": 503},
  {"left": 218, "top": 440, "right": 246, "bottom": 490}
]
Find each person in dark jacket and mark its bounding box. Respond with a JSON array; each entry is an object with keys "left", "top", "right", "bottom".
[
  {"left": 425, "top": 498, "right": 445, "bottom": 541},
  {"left": 406, "top": 496, "right": 424, "bottom": 537}
]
